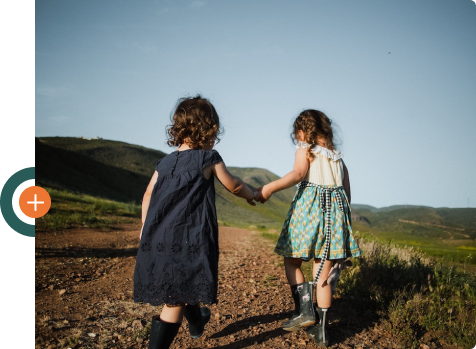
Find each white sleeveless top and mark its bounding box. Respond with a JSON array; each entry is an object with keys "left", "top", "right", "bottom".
[{"left": 297, "top": 142, "right": 344, "bottom": 186}]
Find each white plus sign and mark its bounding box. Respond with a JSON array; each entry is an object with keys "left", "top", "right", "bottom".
[{"left": 27, "top": 194, "right": 44, "bottom": 211}]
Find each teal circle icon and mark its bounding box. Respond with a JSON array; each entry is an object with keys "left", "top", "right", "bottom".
[{"left": 0, "top": 167, "right": 35, "bottom": 237}]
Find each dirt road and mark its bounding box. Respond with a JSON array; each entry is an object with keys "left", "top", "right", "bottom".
[{"left": 35, "top": 225, "right": 414, "bottom": 348}]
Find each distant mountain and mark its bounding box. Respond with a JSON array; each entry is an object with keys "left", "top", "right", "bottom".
[
  {"left": 36, "top": 137, "right": 296, "bottom": 229},
  {"left": 352, "top": 204, "right": 432, "bottom": 213},
  {"left": 37, "top": 137, "right": 475, "bottom": 236},
  {"left": 39, "top": 137, "right": 166, "bottom": 178},
  {"left": 352, "top": 205, "right": 476, "bottom": 240},
  {"left": 36, "top": 138, "right": 153, "bottom": 203},
  {"left": 351, "top": 204, "right": 378, "bottom": 212}
]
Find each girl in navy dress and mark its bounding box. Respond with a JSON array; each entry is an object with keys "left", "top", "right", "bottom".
[{"left": 134, "top": 96, "right": 256, "bottom": 348}]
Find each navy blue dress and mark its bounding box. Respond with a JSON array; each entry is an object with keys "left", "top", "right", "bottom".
[{"left": 134, "top": 149, "right": 223, "bottom": 306}]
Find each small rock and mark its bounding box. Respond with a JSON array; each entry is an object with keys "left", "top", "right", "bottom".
[
  {"left": 420, "top": 345, "right": 430, "bottom": 349},
  {"left": 88, "top": 333, "right": 96, "bottom": 338},
  {"left": 132, "top": 320, "right": 143, "bottom": 329},
  {"left": 48, "top": 285, "right": 54, "bottom": 291},
  {"left": 58, "top": 289, "right": 66, "bottom": 296}
]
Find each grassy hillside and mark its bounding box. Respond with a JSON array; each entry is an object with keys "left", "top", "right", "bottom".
[
  {"left": 36, "top": 187, "right": 141, "bottom": 232},
  {"left": 353, "top": 206, "right": 476, "bottom": 238},
  {"left": 353, "top": 206, "right": 476, "bottom": 265},
  {"left": 37, "top": 136, "right": 476, "bottom": 264},
  {"left": 39, "top": 137, "right": 166, "bottom": 177},
  {"left": 352, "top": 204, "right": 432, "bottom": 212},
  {"left": 36, "top": 138, "right": 153, "bottom": 203},
  {"left": 215, "top": 168, "right": 296, "bottom": 229},
  {"left": 36, "top": 137, "right": 295, "bottom": 229}
]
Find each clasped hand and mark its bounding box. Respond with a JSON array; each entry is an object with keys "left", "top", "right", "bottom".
[{"left": 252, "top": 185, "right": 272, "bottom": 204}]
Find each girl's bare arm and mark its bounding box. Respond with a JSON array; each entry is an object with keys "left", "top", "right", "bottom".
[
  {"left": 343, "top": 163, "right": 351, "bottom": 203},
  {"left": 207, "top": 162, "right": 255, "bottom": 205},
  {"left": 256, "top": 147, "right": 309, "bottom": 202},
  {"left": 142, "top": 171, "right": 159, "bottom": 224}
]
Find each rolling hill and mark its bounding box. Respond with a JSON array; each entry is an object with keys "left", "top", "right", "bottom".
[
  {"left": 36, "top": 136, "right": 476, "bottom": 257},
  {"left": 352, "top": 206, "right": 476, "bottom": 240},
  {"left": 36, "top": 138, "right": 152, "bottom": 203},
  {"left": 36, "top": 137, "right": 297, "bottom": 229}
]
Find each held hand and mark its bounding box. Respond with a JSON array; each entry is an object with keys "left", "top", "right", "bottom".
[
  {"left": 255, "top": 185, "right": 273, "bottom": 204},
  {"left": 254, "top": 187, "right": 263, "bottom": 203},
  {"left": 246, "top": 190, "right": 259, "bottom": 206}
]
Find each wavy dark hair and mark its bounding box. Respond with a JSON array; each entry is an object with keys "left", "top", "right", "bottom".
[
  {"left": 291, "top": 109, "right": 336, "bottom": 162},
  {"left": 166, "top": 95, "right": 222, "bottom": 149}
]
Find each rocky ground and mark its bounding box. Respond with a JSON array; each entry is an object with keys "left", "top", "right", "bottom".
[{"left": 35, "top": 225, "right": 459, "bottom": 349}]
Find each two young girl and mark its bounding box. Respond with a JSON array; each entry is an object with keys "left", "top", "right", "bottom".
[{"left": 134, "top": 97, "right": 360, "bottom": 348}]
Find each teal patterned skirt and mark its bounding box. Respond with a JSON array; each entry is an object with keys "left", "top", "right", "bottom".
[{"left": 274, "top": 183, "right": 361, "bottom": 261}]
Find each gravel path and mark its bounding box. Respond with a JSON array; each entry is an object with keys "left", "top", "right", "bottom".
[{"left": 36, "top": 225, "right": 452, "bottom": 348}]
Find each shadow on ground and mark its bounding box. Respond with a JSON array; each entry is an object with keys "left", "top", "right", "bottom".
[
  {"left": 209, "top": 299, "right": 378, "bottom": 348},
  {"left": 35, "top": 247, "right": 138, "bottom": 258}
]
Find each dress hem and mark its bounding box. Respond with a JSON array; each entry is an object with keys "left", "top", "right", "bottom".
[
  {"left": 133, "top": 298, "right": 218, "bottom": 307},
  {"left": 274, "top": 247, "right": 361, "bottom": 261}
]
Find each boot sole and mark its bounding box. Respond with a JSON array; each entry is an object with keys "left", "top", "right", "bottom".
[{"left": 282, "top": 319, "right": 316, "bottom": 331}]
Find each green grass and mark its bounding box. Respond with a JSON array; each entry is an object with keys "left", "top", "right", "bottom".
[
  {"left": 353, "top": 207, "right": 476, "bottom": 240},
  {"left": 39, "top": 136, "right": 166, "bottom": 178},
  {"left": 36, "top": 187, "right": 141, "bottom": 232},
  {"left": 261, "top": 231, "right": 476, "bottom": 348},
  {"left": 355, "top": 223, "right": 476, "bottom": 267},
  {"left": 37, "top": 136, "right": 296, "bottom": 230}
]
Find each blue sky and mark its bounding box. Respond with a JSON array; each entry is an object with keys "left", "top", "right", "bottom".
[{"left": 35, "top": 0, "right": 476, "bottom": 208}]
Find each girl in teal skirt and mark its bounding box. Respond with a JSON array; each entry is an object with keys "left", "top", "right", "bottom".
[{"left": 255, "top": 109, "right": 361, "bottom": 347}]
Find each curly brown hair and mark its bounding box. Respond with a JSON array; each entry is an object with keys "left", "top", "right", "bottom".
[
  {"left": 291, "top": 109, "right": 336, "bottom": 162},
  {"left": 166, "top": 95, "right": 222, "bottom": 149}
]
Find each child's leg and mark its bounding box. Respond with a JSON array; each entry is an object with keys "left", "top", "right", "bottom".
[
  {"left": 282, "top": 257, "right": 316, "bottom": 331},
  {"left": 284, "top": 257, "right": 304, "bottom": 285},
  {"left": 306, "top": 259, "right": 334, "bottom": 346},
  {"left": 160, "top": 304, "right": 185, "bottom": 323},
  {"left": 313, "top": 258, "right": 333, "bottom": 308},
  {"left": 149, "top": 304, "right": 184, "bottom": 349},
  {"left": 184, "top": 304, "right": 211, "bottom": 339}
]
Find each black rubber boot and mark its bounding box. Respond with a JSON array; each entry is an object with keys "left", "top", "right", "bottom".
[
  {"left": 183, "top": 304, "right": 211, "bottom": 339},
  {"left": 306, "top": 307, "right": 329, "bottom": 347},
  {"left": 282, "top": 282, "right": 316, "bottom": 331},
  {"left": 148, "top": 316, "right": 181, "bottom": 349},
  {"left": 285, "top": 284, "right": 300, "bottom": 322}
]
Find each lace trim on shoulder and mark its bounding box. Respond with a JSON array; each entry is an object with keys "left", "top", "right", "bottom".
[{"left": 296, "top": 141, "right": 343, "bottom": 161}]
